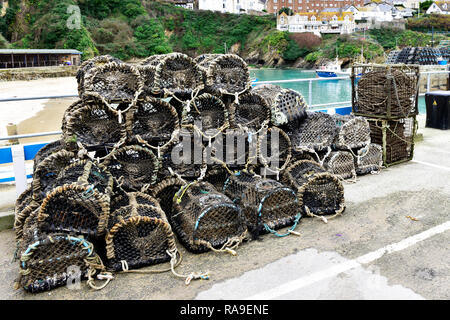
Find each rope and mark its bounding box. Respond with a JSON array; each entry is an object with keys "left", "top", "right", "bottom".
[
  {"left": 166, "top": 249, "right": 210, "bottom": 286},
  {"left": 263, "top": 213, "right": 302, "bottom": 237},
  {"left": 304, "top": 203, "right": 345, "bottom": 224}
]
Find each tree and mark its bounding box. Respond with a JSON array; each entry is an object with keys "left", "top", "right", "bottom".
[
  {"left": 278, "top": 7, "right": 294, "bottom": 16},
  {"left": 420, "top": 0, "right": 434, "bottom": 12}
]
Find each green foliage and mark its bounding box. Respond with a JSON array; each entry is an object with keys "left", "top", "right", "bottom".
[
  {"left": 0, "top": 34, "right": 9, "bottom": 48},
  {"left": 134, "top": 18, "right": 172, "bottom": 56},
  {"left": 282, "top": 39, "right": 303, "bottom": 61},
  {"left": 278, "top": 7, "right": 293, "bottom": 16},
  {"left": 262, "top": 30, "right": 289, "bottom": 54},
  {"left": 369, "top": 28, "right": 442, "bottom": 49},
  {"left": 305, "top": 51, "right": 323, "bottom": 62},
  {"left": 407, "top": 14, "right": 450, "bottom": 32},
  {"left": 419, "top": 0, "right": 434, "bottom": 11}
]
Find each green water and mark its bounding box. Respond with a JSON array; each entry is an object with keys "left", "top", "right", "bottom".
[{"left": 250, "top": 68, "right": 426, "bottom": 113}]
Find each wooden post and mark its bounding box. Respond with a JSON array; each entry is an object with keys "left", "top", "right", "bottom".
[
  {"left": 6, "top": 123, "right": 19, "bottom": 145},
  {"left": 11, "top": 54, "right": 14, "bottom": 68}
]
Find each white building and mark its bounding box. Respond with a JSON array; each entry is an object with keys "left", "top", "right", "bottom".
[
  {"left": 198, "top": 0, "right": 266, "bottom": 14},
  {"left": 426, "top": 1, "right": 450, "bottom": 14}
]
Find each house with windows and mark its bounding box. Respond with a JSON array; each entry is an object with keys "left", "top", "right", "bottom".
[
  {"left": 277, "top": 11, "right": 356, "bottom": 36},
  {"left": 426, "top": 1, "right": 450, "bottom": 14},
  {"left": 198, "top": 0, "right": 267, "bottom": 14}
]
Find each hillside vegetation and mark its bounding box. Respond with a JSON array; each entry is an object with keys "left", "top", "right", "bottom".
[{"left": 0, "top": 1, "right": 448, "bottom": 66}]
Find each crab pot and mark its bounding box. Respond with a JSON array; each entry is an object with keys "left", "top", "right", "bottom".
[
  {"left": 63, "top": 97, "right": 126, "bottom": 152},
  {"left": 152, "top": 177, "right": 186, "bottom": 224},
  {"left": 229, "top": 92, "right": 271, "bottom": 132},
  {"left": 103, "top": 145, "right": 159, "bottom": 192},
  {"left": 16, "top": 234, "right": 98, "bottom": 293},
  {"left": 352, "top": 63, "right": 420, "bottom": 119},
  {"left": 76, "top": 55, "right": 123, "bottom": 95},
  {"left": 172, "top": 182, "right": 247, "bottom": 253},
  {"left": 355, "top": 143, "right": 383, "bottom": 175},
  {"left": 110, "top": 191, "right": 161, "bottom": 214},
  {"left": 223, "top": 171, "right": 301, "bottom": 238},
  {"left": 83, "top": 62, "right": 143, "bottom": 104},
  {"left": 17, "top": 207, "right": 42, "bottom": 257},
  {"left": 126, "top": 96, "right": 179, "bottom": 151},
  {"left": 14, "top": 187, "right": 40, "bottom": 242},
  {"left": 105, "top": 192, "right": 177, "bottom": 271},
  {"left": 136, "top": 65, "right": 157, "bottom": 97},
  {"left": 200, "top": 54, "right": 251, "bottom": 97},
  {"left": 33, "top": 140, "right": 64, "bottom": 169},
  {"left": 257, "top": 127, "right": 292, "bottom": 178},
  {"left": 62, "top": 99, "right": 84, "bottom": 133},
  {"left": 287, "top": 111, "right": 336, "bottom": 152},
  {"left": 323, "top": 151, "right": 356, "bottom": 181},
  {"left": 143, "top": 53, "right": 204, "bottom": 99},
  {"left": 204, "top": 168, "right": 231, "bottom": 193},
  {"left": 367, "top": 117, "right": 416, "bottom": 167},
  {"left": 194, "top": 54, "right": 221, "bottom": 65},
  {"left": 32, "top": 150, "right": 78, "bottom": 201},
  {"left": 332, "top": 114, "right": 371, "bottom": 150},
  {"left": 253, "top": 84, "right": 308, "bottom": 126},
  {"left": 283, "top": 160, "right": 345, "bottom": 216}
]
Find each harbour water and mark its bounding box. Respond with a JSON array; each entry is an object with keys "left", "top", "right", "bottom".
[{"left": 250, "top": 68, "right": 427, "bottom": 114}]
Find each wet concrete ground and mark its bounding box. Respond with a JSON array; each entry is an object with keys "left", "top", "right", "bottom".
[{"left": 0, "top": 116, "right": 448, "bottom": 300}]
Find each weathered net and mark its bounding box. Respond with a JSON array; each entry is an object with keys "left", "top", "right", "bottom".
[
  {"left": 32, "top": 150, "right": 78, "bottom": 201},
  {"left": 353, "top": 64, "right": 419, "bottom": 118},
  {"left": 332, "top": 114, "right": 371, "bottom": 150},
  {"left": 77, "top": 55, "right": 123, "bottom": 95},
  {"left": 287, "top": 111, "right": 336, "bottom": 155},
  {"left": 229, "top": 92, "right": 271, "bottom": 132},
  {"left": 62, "top": 99, "right": 84, "bottom": 132},
  {"left": 151, "top": 177, "right": 186, "bottom": 224},
  {"left": 83, "top": 62, "right": 143, "bottom": 105},
  {"left": 126, "top": 96, "right": 179, "bottom": 153},
  {"left": 105, "top": 192, "right": 177, "bottom": 271},
  {"left": 104, "top": 145, "right": 159, "bottom": 192},
  {"left": 136, "top": 64, "right": 157, "bottom": 96},
  {"left": 323, "top": 151, "right": 356, "bottom": 181},
  {"left": 201, "top": 54, "right": 251, "bottom": 97},
  {"left": 182, "top": 93, "right": 229, "bottom": 133},
  {"left": 14, "top": 187, "right": 40, "bottom": 242},
  {"left": 63, "top": 97, "right": 126, "bottom": 152},
  {"left": 15, "top": 234, "right": 100, "bottom": 293},
  {"left": 17, "top": 207, "right": 41, "bottom": 256},
  {"left": 258, "top": 127, "right": 292, "bottom": 179},
  {"left": 368, "top": 117, "right": 416, "bottom": 166},
  {"left": 355, "top": 143, "right": 383, "bottom": 175},
  {"left": 223, "top": 171, "right": 301, "bottom": 238},
  {"left": 283, "top": 160, "right": 345, "bottom": 218},
  {"left": 194, "top": 54, "right": 221, "bottom": 65},
  {"left": 253, "top": 84, "right": 308, "bottom": 126},
  {"left": 172, "top": 182, "right": 247, "bottom": 253},
  {"left": 33, "top": 140, "right": 64, "bottom": 169},
  {"left": 204, "top": 168, "right": 230, "bottom": 193}
]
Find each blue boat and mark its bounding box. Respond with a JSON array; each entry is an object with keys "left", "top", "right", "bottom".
[{"left": 315, "top": 57, "right": 350, "bottom": 78}]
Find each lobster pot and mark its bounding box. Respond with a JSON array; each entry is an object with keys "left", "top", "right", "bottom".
[
  {"left": 151, "top": 53, "right": 204, "bottom": 98},
  {"left": 223, "top": 171, "right": 301, "bottom": 237},
  {"left": 110, "top": 191, "right": 161, "bottom": 214},
  {"left": 16, "top": 234, "right": 98, "bottom": 293},
  {"left": 126, "top": 96, "right": 179, "bottom": 152},
  {"left": 84, "top": 62, "right": 143, "bottom": 104},
  {"left": 104, "top": 145, "right": 159, "bottom": 192},
  {"left": 253, "top": 84, "right": 308, "bottom": 126},
  {"left": 333, "top": 114, "right": 371, "bottom": 150},
  {"left": 63, "top": 98, "right": 126, "bottom": 152},
  {"left": 172, "top": 182, "right": 247, "bottom": 253},
  {"left": 323, "top": 151, "right": 356, "bottom": 181},
  {"left": 201, "top": 54, "right": 251, "bottom": 97},
  {"left": 137, "top": 65, "right": 157, "bottom": 97},
  {"left": 32, "top": 150, "right": 78, "bottom": 201},
  {"left": 152, "top": 177, "right": 186, "bottom": 223},
  {"left": 33, "top": 140, "right": 64, "bottom": 169},
  {"left": 105, "top": 192, "right": 177, "bottom": 271},
  {"left": 368, "top": 117, "right": 416, "bottom": 166},
  {"left": 287, "top": 111, "right": 337, "bottom": 153},
  {"left": 356, "top": 143, "right": 383, "bottom": 175},
  {"left": 62, "top": 99, "right": 84, "bottom": 132},
  {"left": 14, "top": 187, "right": 40, "bottom": 242},
  {"left": 194, "top": 54, "right": 221, "bottom": 65},
  {"left": 77, "top": 55, "right": 123, "bottom": 95},
  {"left": 182, "top": 93, "right": 229, "bottom": 133},
  {"left": 352, "top": 63, "right": 420, "bottom": 119},
  {"left": 204, "top": 168, "right": 230, "bottom": 193},
  {"left": 258, "top": 127, "right": 292, "bottom": 178},
  {"left": 229, "top": 92, "right": 271, "bottom": 132},
  {"left": 17, "top": 207, "right": 42, "bottom": 257},
  {"left": 283, "top": 160, "right": 345, "bottom": 216}
]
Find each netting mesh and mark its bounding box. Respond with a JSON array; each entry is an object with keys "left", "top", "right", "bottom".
[
  {"left": 77, "top": 55, "right": 123, "bottom": 95},
  {"left": 258, "top": 127, "right": 292, "bottom": 178},
  {"left": 16, "top": 234, "right": 97, "bottom": 293},
  {"left": 283, "top": 160, "right": 345, "bottom": 216},
  {"left": 202, "top": 54, "right": 251, "bottom": 96},
  {"left": 104, "top": 145, "right": 159, "bottom": 192},
  {"left": 323, "top": 151, "right": 356, "bottom": 181},
  {"left": 172, "top": 182, "right": 247, "bottom": 253},
  {"left": 32, "top": 150, "right": 78, "bottom": 201},
  {"left": 223, "top": 171, "right": 301, "bottom": 238},
  {"left": 63, "top": 98, "right": 126, "bottom": 152},
  {"left": 151, "top": 177, "right": 186, "bottom": 224},
  {"left": 14, "top": 187, "right": 40, "bottom": 242},
  {"left": 182, "top": 93, "right": 229, "bottom": 133},
  {"left": 126, "top": 96, "right": 179, "bottom": 151},
  {"left": 105, "top": 192, "right": 176, "bottom": 271},
  {"left": 137, "top": 65, "right": 157, "bottom": 96},
  {"left": 333, "top": 114, "right": 371, "bottom": 150},
  {"left": 62, "top": 99, "right": 84, "bottom": 132},
  {"left": 356, "top": 143, "right": 383, "bottom": 175},
  {"left": 253, "top": 84, "right": 308, "bottom": 126},
  {"left": 33, "top": 140, "right": 64, "bottom": 169},
  {"left": 229, "top": 92, "right": 271, "bottom": 132},
  {"left": 84, "top": 62, "right": 143, "bottom": 104},
  {"left": 287, "top": 111, "right": 336, "bottom": 153},
  {"left": 353, "top": 64, "right": 419, "bottom": 118}
]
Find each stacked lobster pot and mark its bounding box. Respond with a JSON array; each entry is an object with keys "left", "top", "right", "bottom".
[
  {"left": 352, "top": 63, "right": 419, "bottom": 167},
  {"left": 13, "top": 52, "right": 355, "bottom": 294}
]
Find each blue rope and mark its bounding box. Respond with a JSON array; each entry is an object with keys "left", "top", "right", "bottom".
[{"left": 263, "top": 212, "right": 302, "bottom": 238}]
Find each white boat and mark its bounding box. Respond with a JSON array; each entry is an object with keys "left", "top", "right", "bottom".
[{"left": 315, "top": 57, "right": 349, "bottom": 78}]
